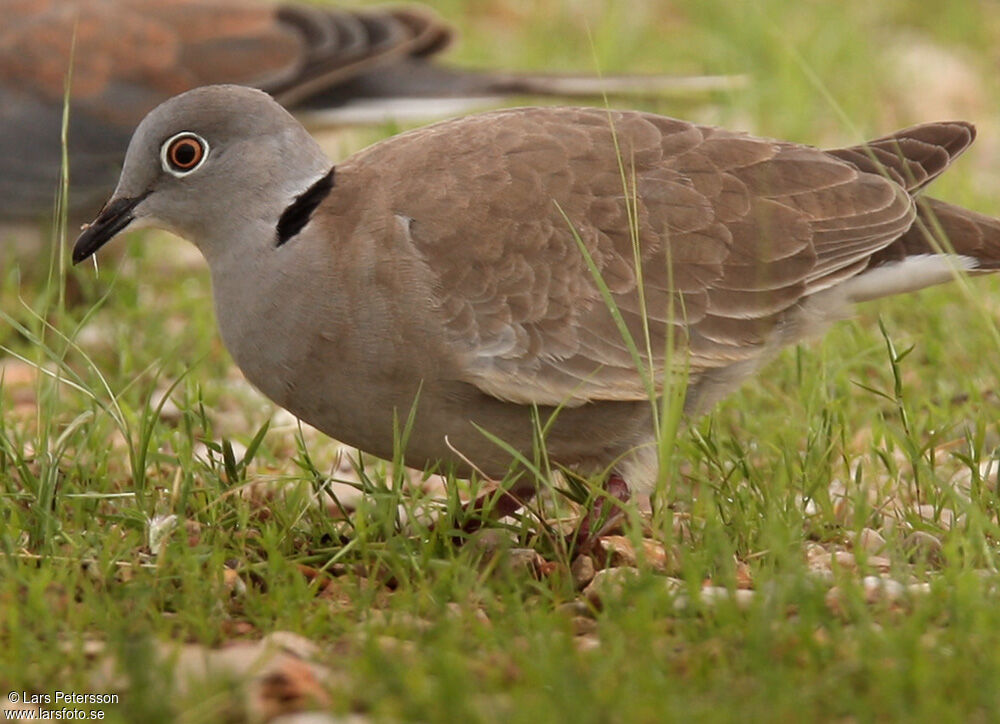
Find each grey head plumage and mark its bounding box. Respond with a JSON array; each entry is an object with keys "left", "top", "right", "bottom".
[{"left": 75, "top": 85, "right": 333, "bottom": 266}]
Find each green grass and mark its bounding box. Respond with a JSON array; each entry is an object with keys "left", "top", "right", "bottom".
[{"left": 4, "top": 0, "right": 1000, "bottom": 721}]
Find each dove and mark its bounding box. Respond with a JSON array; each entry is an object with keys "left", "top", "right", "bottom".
[
  {"left": 1, "top": 0, "right": 742, "bottom": 227},
  {"left": 73, "top": 84, "right": 1000, "bottom": 525}
]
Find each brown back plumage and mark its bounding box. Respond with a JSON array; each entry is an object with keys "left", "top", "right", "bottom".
[
  {"left": 333, "top": 110, "right": 1000, "bottom": 410},
  {"left": 337, "top": 107, "right": 926, "bottom": 404}
]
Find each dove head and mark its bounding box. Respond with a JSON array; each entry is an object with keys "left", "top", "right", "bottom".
[{"left": 73, "top": 85, "right": 333, "bottom": 266}]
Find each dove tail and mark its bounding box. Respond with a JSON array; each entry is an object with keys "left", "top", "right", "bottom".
[
  {"left": 836, "top": 198, "right": 1000, "bottom": 304},
  {"left": 870, "top": 197, "right": 1000, "bottom": 272}
]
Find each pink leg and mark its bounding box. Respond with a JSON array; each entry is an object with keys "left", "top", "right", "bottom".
[
  {"left": 456, "top": 479, "right": 537, "bottom": 534},
  {"left": 572, "top": 473, "right": 632, "bottom": 554}
]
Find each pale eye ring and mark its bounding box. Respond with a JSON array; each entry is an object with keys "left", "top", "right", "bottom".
[{"left": 160, "top": 132, "right": 209, "bottom": 176}]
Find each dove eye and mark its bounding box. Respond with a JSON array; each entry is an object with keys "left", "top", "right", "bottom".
[{"left": 161, "top": 132, "right": 208, "bottom": 177}]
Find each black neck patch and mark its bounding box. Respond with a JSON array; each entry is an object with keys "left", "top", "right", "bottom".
[{"left": 276, "top": 167, "right": 335, "bottom": 247}]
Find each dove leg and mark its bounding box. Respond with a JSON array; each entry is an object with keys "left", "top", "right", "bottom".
[
  {"left": 570, "top": 473, "right": 632, "bottom": 554},
  {"left": 456, "top": 478, "right": 538, "bottom": 534}
]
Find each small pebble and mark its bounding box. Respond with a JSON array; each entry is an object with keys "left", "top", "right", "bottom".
[
  {"left": 863, "top": 575, "right": 905, "bottom": 603},
  {"left": 597, "top": 536, "right": 636, "bottom": 568},
  {"left": 735, "top": 558, "right": 754, "bottom": 589},
  {"left": 574, "top": 635, "right": 601, "bottom": 653},
  {"left": 865, "top": 555, "right": 892, "bottom": 573},
  {"left": 556, "top": 600, "right": 592, "bottom": 618},
  {"left": 571, "top": 555, "right": 596, "bottom": 588},
  {"left": 223, "top": 568, "right": 247, "bottom": 597},
  {"left": 674, "top": 586, "right": 754, "bottom": 612},
  {"left": 596, "top": 536, "right": 681, "bottom": 574},
  {"left": 855, "top": 528, "right": 887, "bottom": 554},
  {"left": 467, "top": 528, "right": 517, "bottom": 557},
  {"left": 916, "top": 505, "right": 960, "bottom": 530},
  {"left": 506, "top": 548, "right": 547, "bottom": 577},
  {"left": 583, "top": 567, "right": 640, "bottom": 607},
  {"left": 904, "top": 531, "right": 944, "bottom": 565}
]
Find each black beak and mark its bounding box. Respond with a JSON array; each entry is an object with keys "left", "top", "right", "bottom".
[{"left": 72, "top": 193, "right": 148, "bottom": 265}]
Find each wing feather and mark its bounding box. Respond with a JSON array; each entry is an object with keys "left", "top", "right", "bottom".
[{"left": 343, "top": 107, "right": 923, "bottom": 405}]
